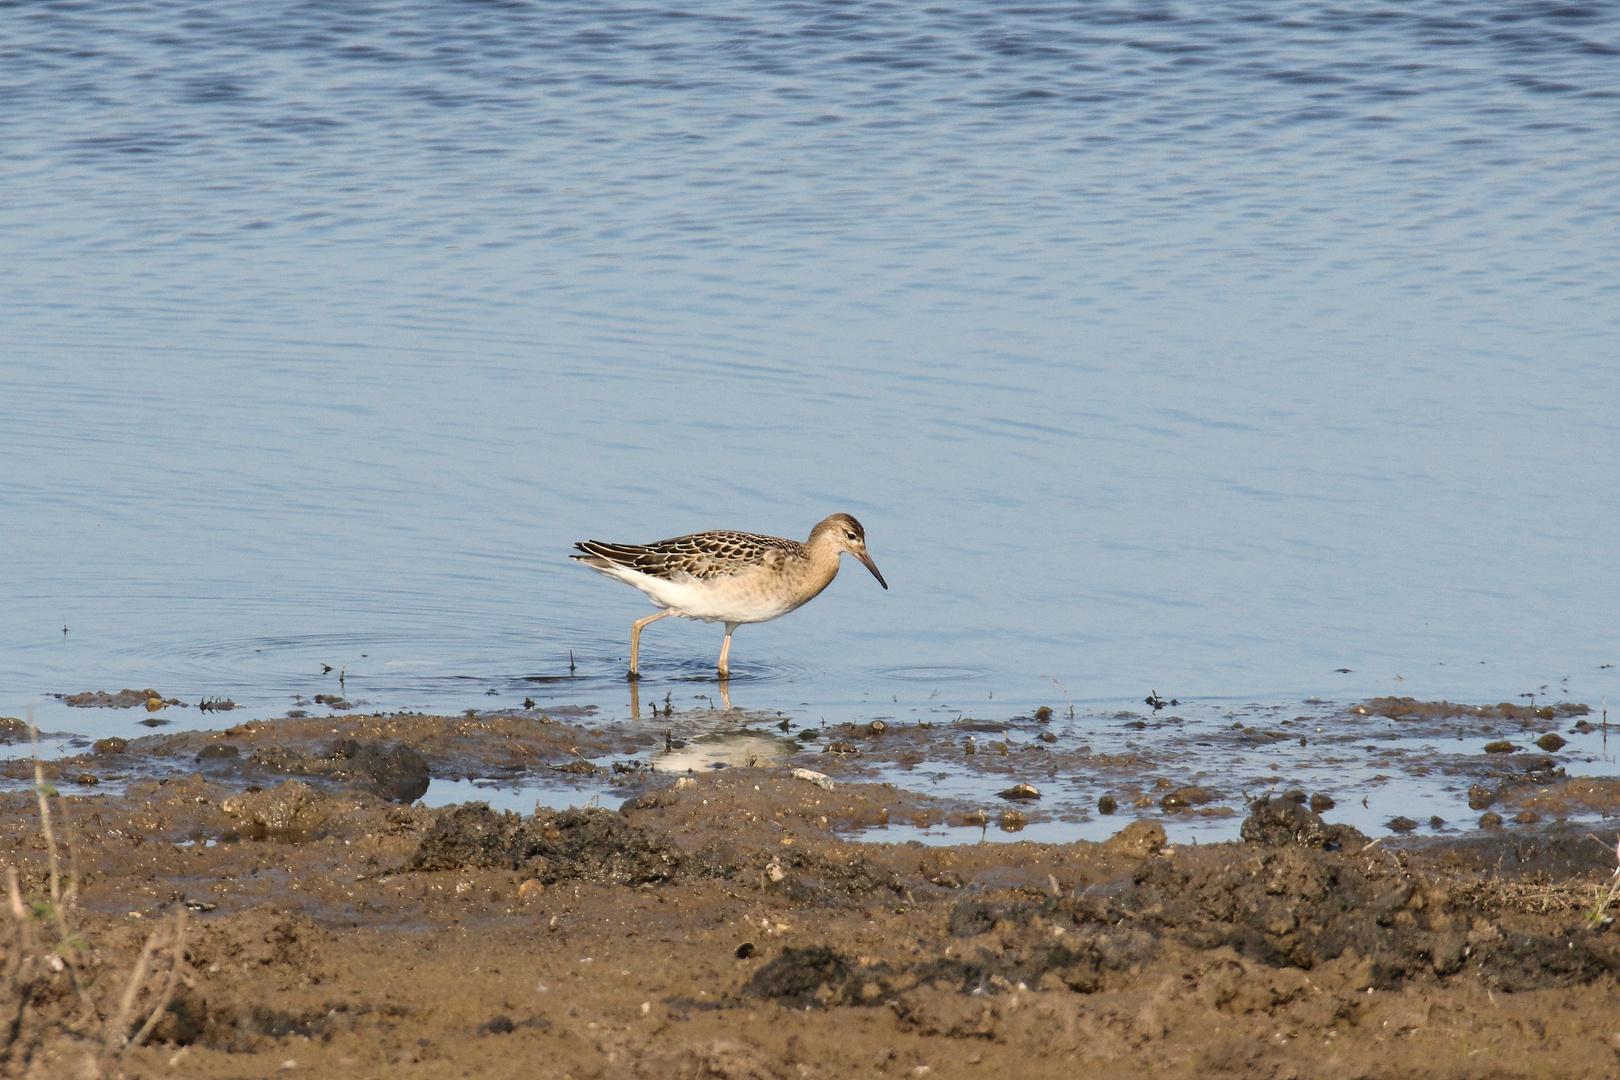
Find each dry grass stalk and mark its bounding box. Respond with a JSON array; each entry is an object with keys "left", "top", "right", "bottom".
[
  {"left": 125, "top": 907, "right": 187, "bottom": 1055},
  {"left": 1, "top": 723, "right": 191, "bottom": 1074}
]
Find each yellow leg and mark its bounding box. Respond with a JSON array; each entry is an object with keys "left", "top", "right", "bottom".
[
  {"left": 717, "top": 622, "right": 739, "bottom": 679},
  {"left": 629, "top": 609, "right": 674, "bottom": 679}
]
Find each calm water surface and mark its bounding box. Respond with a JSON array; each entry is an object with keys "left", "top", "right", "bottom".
[{"left": 3, "top": 1, "right": 1618, "bottom": 760}]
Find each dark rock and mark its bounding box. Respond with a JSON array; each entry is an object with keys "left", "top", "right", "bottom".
[
  {"left": 1468, "top": 784, "right": 1496, "bottom": 810},
  {"left": 1096, "top": 795, "right": 1117, "bottom": 815},
  {"left": 1309, "top": 793, "right": 1335, "bottom": 813},
  {"left": 60, "top": 688, "right": 162, "bottom": 709},
  {"left": 1479, "top": 811, "right": 1504, "bottom": 828},
  {"left": 410, "top": 804, "right": 685, "bottom": 885},
  {"left": 250, "top": 739, "right": 428, "bottom": 802},
  {"left": 1388, "top": 817, "right": 1418, "bottom": 834},
  {"left": 620, "top": 788, "right": 682, "bottom": 812},
  {"left": 196, "top": 744, "right": 240, "bottom": 761},
  {"left": 744, "top": 946, "right": 861, "bottom": 1007},
  {"left": 1240, "top": 795, "right": 1368, "bottom": 851},
  {"left": 478, "top": 1015, "right": 515, "bottom": 1035},
  {"left": 1483, "top": 740, "right": 1518, "bottom": 754},
  {"left": 1104, "top": 821, "right": 1166, "bottom": 859},
  {"left": 1160, "top": 786, "right": 1214, "bottom": 811},
  {"left": 92, "top": 737, "right": 128, "bottom": 755},
  {"left": 1535, "top": 732, "right": 1567, "bottom": 752}
]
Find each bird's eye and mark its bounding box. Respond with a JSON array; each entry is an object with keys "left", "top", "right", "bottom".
[{"left": 845, "top": 531, "right": 858, "bottom": 541}]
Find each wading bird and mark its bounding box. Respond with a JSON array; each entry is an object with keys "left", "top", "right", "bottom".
[{"left": 572, "top": 513, "right": 887, "bottom": 679}]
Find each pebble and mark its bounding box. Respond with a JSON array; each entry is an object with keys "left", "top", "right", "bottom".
[
  {"left": 791, "top": 768, "right": 835, "bottom": 790},
  {"left": 999, "top": 783, "right": 1040, "bottom": 801}
]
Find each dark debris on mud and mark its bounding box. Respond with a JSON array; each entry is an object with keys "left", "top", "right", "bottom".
[{"left": 410, "top": 804, "right": 687, "bottom": 885}]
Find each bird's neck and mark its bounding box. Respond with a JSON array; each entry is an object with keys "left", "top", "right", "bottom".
[{"left": 795, "top": 531, "right": 844, "bottom": 590}]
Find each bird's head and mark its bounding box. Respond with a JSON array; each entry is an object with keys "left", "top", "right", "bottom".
[{"left": 815, "top": 513, "right": 887, "bottom": 589}]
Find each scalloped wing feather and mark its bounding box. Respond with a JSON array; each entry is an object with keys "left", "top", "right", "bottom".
[{"left": 572, "top": 530, "right": 802, "bottom": 581}]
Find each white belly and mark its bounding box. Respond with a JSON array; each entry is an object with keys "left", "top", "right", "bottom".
[{"left": 590, "top": 565, "right": 803, "bottom": 624}]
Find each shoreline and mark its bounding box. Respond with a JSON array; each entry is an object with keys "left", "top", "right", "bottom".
[{"left": 2, "top": 706, "right": 1620, "bottom": 1076}]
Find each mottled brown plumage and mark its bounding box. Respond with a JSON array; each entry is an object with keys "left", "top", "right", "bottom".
[{"left": 572, "top": 513, "right": 886, "bottom": 679}]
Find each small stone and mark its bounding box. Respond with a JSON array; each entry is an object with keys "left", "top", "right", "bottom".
[
  {"left": 1428, "top": 816, "right": 1446, "bottom": 829},
  {"left": 735, "top": 942, "right": 756, "bottom": 959},
  {"left": 1479, "top": 811, "right": 1504, "bottom": 828},
  {"left": 1159, "top": 786, "right": 1213, "bottom": 811},
  {"left": 92, "top": 737, "right": 128, "bottom": 755},
  {"left": 1514, "top": 809, "right": 1542, "bottom": 824},
  {"left": 675, "top": 776, "right": 697, "bottom": 789},
  {"left": 1535, "top": 732, "right": 1567, "bottom": 752},
  {"left": 1467, "top": 784, "right": 1495, "bottom": 810},
  {"left": 1387, "top": 816, "right": 1418, "bottom": 834},
  {"left": 1309, "top": 793, "right": 1335, "bottom": 813},
  {"left": 825, "top": 740, "right": 858, "bottom": 755},
  {"left": 517, "top": 879, "right": 544, "bottom": 899},
  {"left": 790, "top": 768, "right": 834, "bottom": 791},
  {"left": 1483, "top": 740, "right": 1518, "bottom": 754},
  {"left": 1104, "top": 821, "right": 1166, "bottom": 859},
  {"left": 1034, "top": 706, "right": 1052, "bottom": 722},
  {"left": 999, "top": 809, "right": 1027, "bottom": 832},
  {"left": 1097, "top": 795, "right": 1117, "bottom": 815},
  {"left": 999, "top": 783, "right": 1041, "bottom": 801},
  {"left": 867, "top": 721, "right": 887, "bottom": 735}
]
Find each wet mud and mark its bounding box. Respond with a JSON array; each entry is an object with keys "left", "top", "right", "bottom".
[{"left": 5, "top": 707, "right": 1620, "bottom": 1078}]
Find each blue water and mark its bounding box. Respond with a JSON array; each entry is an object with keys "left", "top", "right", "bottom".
[{"left": 3, "top": 0, "right": 1619, "bottom": 746}]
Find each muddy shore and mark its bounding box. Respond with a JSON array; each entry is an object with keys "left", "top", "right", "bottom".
[{"left": 4, "top": 708, "right": 1620, "bottom": 1079}]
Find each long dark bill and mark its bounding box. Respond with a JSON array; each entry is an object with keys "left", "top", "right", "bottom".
[{"left": 856, "top": 551, "right": 888, "bottom": 590}]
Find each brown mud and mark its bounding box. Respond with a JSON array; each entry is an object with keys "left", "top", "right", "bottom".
[{"left": 5, "top": 708, "right": 1620, "bottom": 1078}]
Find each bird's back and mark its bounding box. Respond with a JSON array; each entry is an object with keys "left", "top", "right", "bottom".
[{"left": 572, "top": 530, "right": 803, "bottom": 582}]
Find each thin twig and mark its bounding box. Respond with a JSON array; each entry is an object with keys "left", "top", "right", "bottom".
[
  {"left": 4, "top": 867, "right": 23, "bottom": 921},
  {"left": 126, "top": 906, "right": 187, "bottom": 1056},
  {"left": 104, "top": 926, "right": 164, "bottom": 1058},
  {"left": 30, "top": 724, "right": 61, "bottom": 906},
  {"left": 28, "top": 724, "right": 97, "bottom": 1018}
]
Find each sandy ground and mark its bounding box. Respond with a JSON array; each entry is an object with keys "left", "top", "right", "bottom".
[{"left": 4, "top": 710, "right": 1620, "bottom": 1079}]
